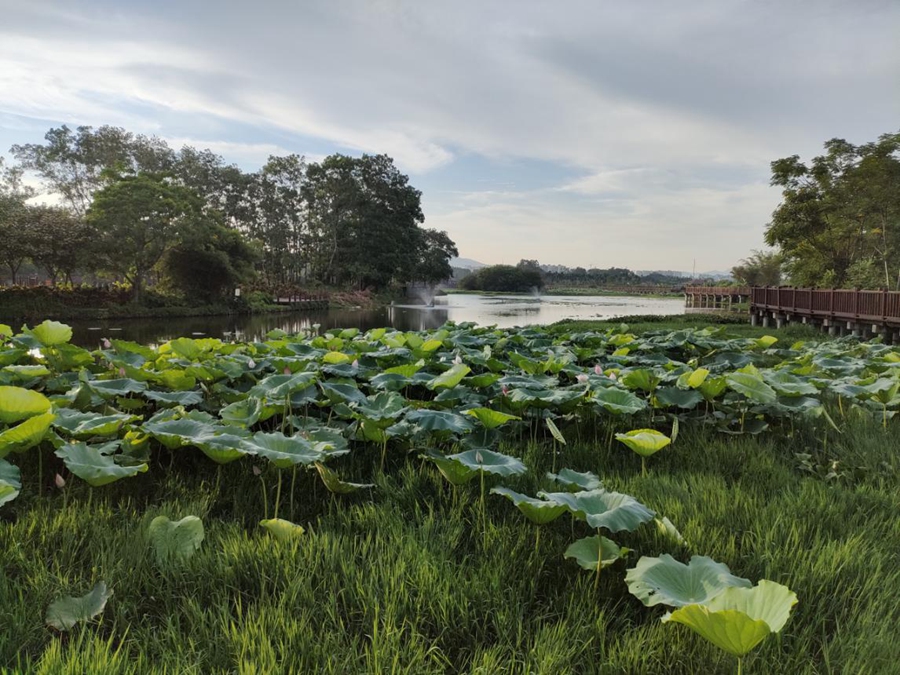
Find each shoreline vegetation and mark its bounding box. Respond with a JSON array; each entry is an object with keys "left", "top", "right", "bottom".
[{"left": 1, "top": 317, "right": 897, "bottom": 672}]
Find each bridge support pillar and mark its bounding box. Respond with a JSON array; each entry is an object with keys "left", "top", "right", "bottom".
[
  {"left": 762, "top": 314, "right": 770, "bottom": 328},
  {"left": 775, "top": 314, "right": 784, "bottom": 329},
  {"left": 750, "top": 312, "right": 758, "bottom": 327}
]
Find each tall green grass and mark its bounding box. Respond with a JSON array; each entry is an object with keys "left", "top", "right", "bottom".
[{"left": 2, "top": 413, "right": 898, "bottom": 673}]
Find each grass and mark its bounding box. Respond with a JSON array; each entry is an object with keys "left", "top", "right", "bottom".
[{"left": 3, "top": 403, "right": 899, "bottom": 673}]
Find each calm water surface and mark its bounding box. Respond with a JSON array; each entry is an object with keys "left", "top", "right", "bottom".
[{"left": 65, "top": 294, "right": 685, "bottom": 347}]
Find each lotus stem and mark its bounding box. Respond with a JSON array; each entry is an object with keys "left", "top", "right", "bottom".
[
  {"left": 215, "top": 464, "right": 222, "bottom": 497},
  {"left": 274, "top": 470, "right": 283, "bottom": 519},
  {"left": 37, "top": 447, "right": 43, "bottom": 497},
  {"left": 594, "top": 551, "right": 602, "bottom": 591},
  {"left": 290, "top": 466, "right": 298, "bottom": 521},
  {"left": 642, "top": 456, "right": 647, "bottom": 477},
  {"left": 534, "top": 526, "right": 540, "bottom": 553},
  {"left": 380, "top": 438, "right": 387, "bottom": 473},
  {"left": 737, "top": 657, "right": 742, "bottom": 675},
  {"left": 260, "top": 474, "right": 269, "bottom": 520},
  {"left": 480, "top": 470, "right": 487, "bottom": 541}
]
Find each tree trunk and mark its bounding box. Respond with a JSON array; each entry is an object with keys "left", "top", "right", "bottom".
[{"left": 131, "top": 274, "right": 143, "bottom": 304}]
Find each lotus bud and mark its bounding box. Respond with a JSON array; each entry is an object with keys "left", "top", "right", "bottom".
[
  {"left": 283, "top": 367, "right": 291, "bottom": 375},
  {"left": 453, "top": 354, "right": 462, "bottom": 365},
  {"left": 609, "top": 372, "right": 618, "bottom": 381},
  {"left": 54, "top": 473, "right": 66, "bottom": 489},
  {"left": 576, "top": 373, "right": 589, "bottom": 383},
  {"left": 118, "top": 367, "right": 126, "bottom": 377},
  {"left": 102, "top": 338, "right": 112, "bottom": 349},
  {"left": 501, "top": 385, "right": 509, "bottom": 395},
  {"left": 252, "top": 465, "right": 262, "bottom": 476},
  {"left": 352, "top": 359, "right": 359, "bottom": 369},
  {"left": 594, "top": 364, "right": 602, "bottom": 375},
  {"left": 247, "top": 359, "right": 256, "bottom": 369}
]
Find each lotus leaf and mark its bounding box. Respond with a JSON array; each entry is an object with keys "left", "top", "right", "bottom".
[
  {"left": 55, "top": 442, "right": 149, "bottom": 486},
  {"left": 593, "top": 387, "right": 646, "bottom": 415},
  {"left": 248, "top": 432, "right": 327, "bottom": 468},
  {"left": 26, "top": 320, "right": 73, "bottom": 346},
  {"left": 546, "top": 468, "right": 602, "bottom": 491},
  {"left": 726, "top": 373, "right": 777, "bottom": 404},
  {"left": 626, "top": 554, "right": 752, "bottom": 608},
  {"left": 0, "top": 411, "right": 55, "bottom": 458},
  {"left": 662, "top": 580, "right": 798, "bottom": 657},
  {"left": 0, "top": 459, "right": 22, "bottom": 507},
  {"left": 615, "top": 429, "right": 671, "bottom": 457},
  {"left": 564, "top": 535, "right": 629, "bottom": 571},
  {"left": 314, "top": 462, "right": 374, "bottom": 493},
  {"left": 427, "top": 363, "right": 471, "bottom": 390},
  {"left": 45, "top": 581, "right": 111, "bottom": 631},
  {"left": 463, "top": 407, "right": 520, "bottom": 429},
  {"left": 0, "top": 386, "right": 52, "bottom": 424},
  {"left": 538, "top": 489, "right": 655, "bottom": 532},
  {"left": 490, "top": 487, "right": 567, "bottom": 524},
  {"left": 147, "top": 515, "right": 205, "bottom": 564},
  {"left": 405, "top": 409, "right": 474, "bottom": 435},
  {"left": 260, "top": 518, "right": 305, "bottom": 540}
]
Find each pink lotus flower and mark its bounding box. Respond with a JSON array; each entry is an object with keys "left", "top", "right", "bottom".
[
  {"left": 102, "top": 338, "right": 111, "bottom": 349},
  {"left": 283, "top": 367, "right": 291, "bottom": 375},
  {"left": 594, "top": 364, "right": 602, "bottom": 376},
  {"left": 576, "top": 374, "right": 589, "bottom": 383},
  {"left": 609, "top": 372, "right": 617, "bottom": 381},
  {"left": 501, "top": 385, "right": 509, "bottom": 395},
  {"left": 453, "top": 354, "right": 462, "bottom": 365},
  {"left": 352, "top": 359, "right": 359, "bottom": 369},
  {"left": 118, "top": 367, "right": 126, "bottom": 377},
  {"left": 247, "top": 359, "right": 256, "bottom": 369},
  {"left": 252, "top": 465, "right": 262, "bottom": 476},
  {"left": 54, "top": 473, "right": 66, "bottom": 489}
]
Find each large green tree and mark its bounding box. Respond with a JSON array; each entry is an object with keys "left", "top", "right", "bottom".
[
  {"left": 731, "top": 250, "right": 782, "bottom": 287},
  {"left": 22, "top": 205, "right": 92, "bottom": 284},
  {"left": 765, "top": 132, "right": 900, "bottom": 288},
  {"left": 86, "top": 173, "right": 212, "bottom": 303}
]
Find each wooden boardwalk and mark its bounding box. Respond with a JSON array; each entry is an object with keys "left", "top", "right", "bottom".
[
  {"left": 273, "top": 293, "right": 329, "bottom": 309},
  {"left": 750, "top": 287, "right": 900, "bottom": 338},
  {"left": 684, "top": 286, "right": 749, "bottom": 310}
]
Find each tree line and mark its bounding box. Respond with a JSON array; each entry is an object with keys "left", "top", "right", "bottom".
[
  {"left": 0, "top": 125, "right": 458, "bottom": 302},
  {"left": 733, "top": 130, "right": 899, "bottom": 289}
]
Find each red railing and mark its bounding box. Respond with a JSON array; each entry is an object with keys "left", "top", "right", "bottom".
[{"left": 751, "top": 287, "right": 900, "bottom": 324}]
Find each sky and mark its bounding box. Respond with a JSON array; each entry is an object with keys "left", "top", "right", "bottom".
[{"left": 1, "top": 0, "right": 898, "bottom": 272}]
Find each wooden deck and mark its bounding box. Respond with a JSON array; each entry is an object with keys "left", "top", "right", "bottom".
[
  {"left": 750, "top": 287, "right": 900, "bottom": 338},
  {"left": 684, "top": 286, "right": 749, "bottom": 310}
]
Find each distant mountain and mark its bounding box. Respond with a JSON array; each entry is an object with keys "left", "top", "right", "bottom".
[{"left": 450, "top": 257, "right": 488, "bottom": 270}]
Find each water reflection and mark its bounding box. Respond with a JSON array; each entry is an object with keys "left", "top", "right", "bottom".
[{"left": 64, "top": 293, "right": 685, "bottom": 347}]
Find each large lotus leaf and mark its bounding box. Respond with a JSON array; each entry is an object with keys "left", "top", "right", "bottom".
[
  {"left": 143, "top": 389, "right": 203, "bottom": 407},
  {"left": 147, "top": 515, "right": 204, "bottom": 565},
  {"left": 89, "top": 378, "right": 148, "bottom": 399},
  {"left": 463, "top": 407, "right": 520, "bottom": 429},
  {"left": 260, "top": 518, "right": 305, "bottom": 540},
  {"left": 427, "top": 364, "right": 471, "bottom": 390},
  {"left": 0, "top": 412, "right": 55, "bottom": 458},
  {"left": 111, "top": 339, "right": 156, "bottom": 360},
  {"left": 322, "top": 351, "right": 351, "bottom": 365},
  {"left": 615, "top": 429, "right": 672, "bottom": 457},
  {"left": 0, "top": 348, "right": 28, "bottom": 368},
  {"left": 448, "top": 448, "right": 527, "bottom": 477},
  {"left": 726, "top": 373, "right": 777, "bottom": 404},
  {"left": 369, "top": 373, "right": 412, "bottom": 391},
  {"left": 155, "top": 369, "right": 197, "bottom": 391},
  {"left": 56, "top": 442, "right": 149, "bottom": 486},
  {"left": 421, "top": 450, "right": 477, "bottom": 485},
  {"left": 466, "top": 373, "right": 501, "bottom": 389},
  {"left": 0, "top": 324, "right": 11, "bottom": 340},
  {"left": 698, "top": 376, "right": 728, "bottom": 400},
  {"left": 142, "top": 419, "right": 216, "bottom": 450},
  {"left": 663, "top": 581, "right": 797, "bottom": 657},
  {"left": 52, "top": 409, "right": 138, "bottom": 439},
  {"left": 250, "top": 373, "right": 317, "bottom": 399},
  {"left": 0, "top": 386, "right": 52, "bottom": 424},
  {"left": 765, "top": 372, "right": 819, "bottom": 397},
  {"left": 0, "top": 459, "right": 22, "bottom": 507},
  {"left": 26, "top": 320, "right": 72, "bottom": 346},
  {"left": 162, "top": 337, "right": 203, "bottom": 361},
  {"left": 490, "top": 487, "right": 567, "bottom": 524},
  {"left": 405, "top": 409, "right": 474, "bottom": 435},
  {"left": 622, "top": 369, "right": 661, "bottom": 392},
  {"left": 3, "top": 364, "right": 51, "bottom": 379},
  {"left": 538, "top": 489, "right": 655, "bottom": 532},
  {"left": 219, "top": 397, "right": 263, "bottom": 428},
  {"left": 320, "top": 381, "right": 367, "bottom": 405},
  {"left": 248, "top": 432, "right": 326, "bottom": 468},
  {"left": 655, "top": 387, "right": 703, "bottom": 409},
  {"left": 314, "top": 462, "right": 374, "bottom": 494},
  {"left": 45, "top": 581, "right": 111, "bottom": 631},
  {"left": 626, "top": 554, "right": 752, "bottom": 608},
  {"left": 564, "top": 535, "right": 628, "bottom": 571},
  {"left": 546, "top": 468, "right": 602, "bottom": 492},
  {"left": 292, "top": 426, "right": 350, "bottom": 456},
  {"left": 353, "top": 392, "right": 407, "bottom": 423},
  {"left": 593, "top": 387, "right": 646, "bottom": 415},
  {"left": 195, "top": 432, "right": 251, "bottom": 464}
]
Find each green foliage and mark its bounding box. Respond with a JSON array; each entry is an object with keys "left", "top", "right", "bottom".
[
  {"left": 459, "top": 264, "right": 545, "bottom": 292},
  {"left": 147, "top": 515, "right": 205, "bottom": 565},
  {"left": 626, "top": 554, "right": 752, "bottom": 608},
  {"left": 45, "top": 581, "right": 112, "bottom": 632}
]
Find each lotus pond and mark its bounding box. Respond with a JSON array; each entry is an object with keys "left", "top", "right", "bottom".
[{"left": 1, "top": 319, "right": 898, "bottom": 673}]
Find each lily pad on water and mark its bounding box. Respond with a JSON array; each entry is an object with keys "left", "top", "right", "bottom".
[
  {"left": 626, "top": 554, "right": 752, "bottom": 608},
  {"left": 45, "top": 581, "right": 111, "bottom": 631}
]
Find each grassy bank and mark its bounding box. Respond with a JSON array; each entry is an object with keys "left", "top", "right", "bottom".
[{"left": 4, "top": 417, "right": 898, "bottom": 673}]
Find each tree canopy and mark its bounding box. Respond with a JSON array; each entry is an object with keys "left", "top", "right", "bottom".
[{"left": 765, "top": 131, "right": 900, "bottom": 288}]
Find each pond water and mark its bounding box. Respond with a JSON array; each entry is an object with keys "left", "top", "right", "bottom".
[{"left": 64, "top": 293, "right": 686, "bottom": 347}]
